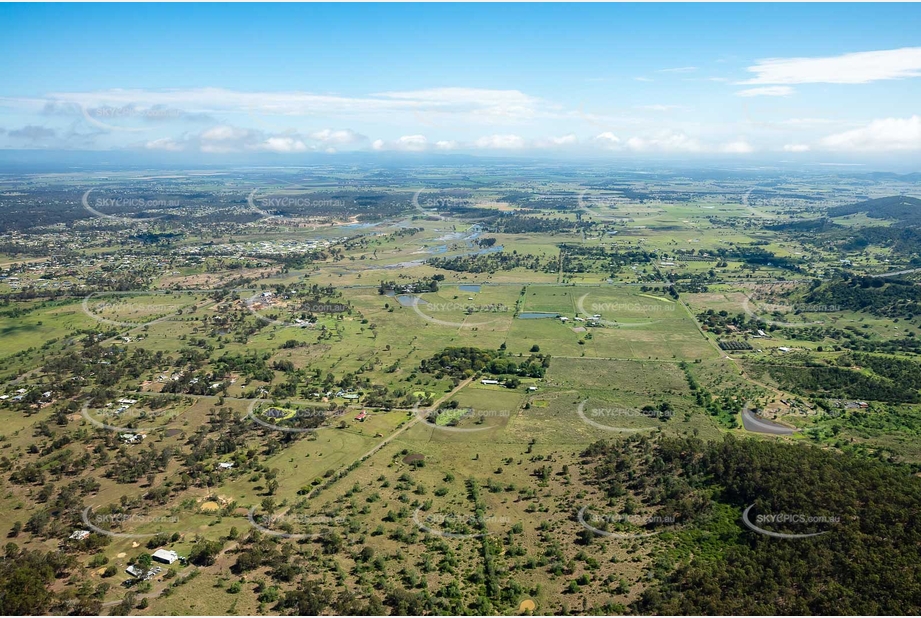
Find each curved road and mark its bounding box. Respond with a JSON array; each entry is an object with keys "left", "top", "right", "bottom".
[{"left": 741, "top": 405, "right": 796, "bottom": 435}]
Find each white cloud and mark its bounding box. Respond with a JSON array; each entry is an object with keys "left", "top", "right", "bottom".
[
  {"left": 139, "top": 123, "right": 321, "bottom": 154},
  {"left": 634, "top": 77, "right": 653, "bottom": 82},
  {"left": 534, "top": 133, "right": 578, "bottom": 148},
  {"left": 371, "top": 134, "right": 429, "bottom": 151},
  {"left": 308, "top": 128, "right": 366, "bottom": 146},
  {"left": 374, "top": 87, "right": 545, "bottom": 122},
  {"left": 27, "top": 86, "right": 550, "bottom": 126},
  {"left": 820, "top": 115, "right": 921, "bottom": 151},
  {"left": 197, "top": 124, "right": 269, "bottom": 153},
  {"left": 637, "top": 104, "right": 683, "bottom": 112},
  {"left": 720, "top": 140, "right": 754, "bottom": 154},
  {"left": 783, "top": 143, "right": 811, "bottom": 152},
  {"left": 593, "top": 132, "right": 621, "bottom": 149},
  {"left": 145, "top": 137, "right": 184, "bottom": 151},
  {"left": 8, "top": 125, "right": 57, "bottom": 141},
  {"left": 736, "top": 86, "right": 794, "bottom": 97},
  {"left": 261, "top": 136, "right": 308, "bottom": 153},
  {"left": 475, "top": 134, "right": 525, "bottom": 149},
  {"left": 626, "top": 132, "right": 702, "bottom": 153},
  {"left": 435, "top": 140, "right": 459, "bottom": 150},
  {"left": 201, "top": 124, "right": 253, "bottom": 141},
  {"left": 777, "top": 118, "right": 836, "bottom": 128},
  {"left": 742, "top": 47, "right": 921, "bottom": 85},
  {"left": 396, "top": 134, "right": 427, "bottom": 150}
]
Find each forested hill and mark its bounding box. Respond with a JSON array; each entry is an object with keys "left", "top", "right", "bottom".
[
  {"left": 582, "top": 435, "right": 921, "bottom": 614},
  {"left": 827, "top": 195, "right": 921, "bottom": 225},
  {"left": 804, "top": 274, "right": 921, "bottom": 317}
]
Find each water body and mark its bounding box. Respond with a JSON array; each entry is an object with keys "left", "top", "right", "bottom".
[
  {"left": 458, "top": 284, "right": 481, "bottom": 293},
  {"left": 396, "top": 295, "right": 428, "bottom": 307},
  {"left": 518, "top": 312, "right": 560, "bottom": 319}
]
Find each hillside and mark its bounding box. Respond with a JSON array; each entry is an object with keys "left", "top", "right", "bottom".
[{"left": 827, "top": 196, "right": 921, "bottom": 225}]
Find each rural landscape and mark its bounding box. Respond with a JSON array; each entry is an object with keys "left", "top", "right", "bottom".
[
  {"left": 3, "top": 2, "right": 921, "bottom": 616},
  {"left": 1, "top": 165, "right": 920, "bottom": 614}
]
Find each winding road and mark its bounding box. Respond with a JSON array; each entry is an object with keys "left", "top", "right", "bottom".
[{"left": 741, "top": 404, "right": 796, "bottom": 435}]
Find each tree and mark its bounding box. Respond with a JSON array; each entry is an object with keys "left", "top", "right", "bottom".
[{"left": 188, "top": 539, "right": 224, "bottom": 567}]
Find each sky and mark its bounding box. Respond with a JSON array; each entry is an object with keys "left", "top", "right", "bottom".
[{"left": 1, "top": 3, "right": 919, "bottom": 166}]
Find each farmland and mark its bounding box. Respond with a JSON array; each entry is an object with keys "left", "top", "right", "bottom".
[{"left": 1, "top": 165, "right": 921, "bottom": 615}]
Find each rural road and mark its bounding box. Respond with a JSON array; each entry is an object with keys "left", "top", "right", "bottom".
[
  {"left": 305, "top": 376, "right": 475, "bottom": 499},
  {"left": 870, "top": 267, "right": 921, "bottom": 278},
  {"left": 741, "top": 405, "right": 796, "bottom": 435}
]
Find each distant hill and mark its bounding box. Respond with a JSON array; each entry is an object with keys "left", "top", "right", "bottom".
[{"left": 827, "top": 195, "right": 921, "bottom": 225}]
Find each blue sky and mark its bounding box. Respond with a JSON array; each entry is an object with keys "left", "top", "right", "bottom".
[{"left": 1, "top": 3, "right": 919, "bottom": 163}]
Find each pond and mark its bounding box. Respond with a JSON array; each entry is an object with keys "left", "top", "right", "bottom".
[
  {"left": 396, "top": 295, "right": 428, "bottom": 307},
  {"left": 518, "top": 312, "right": 560, "bottom": 319}
]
